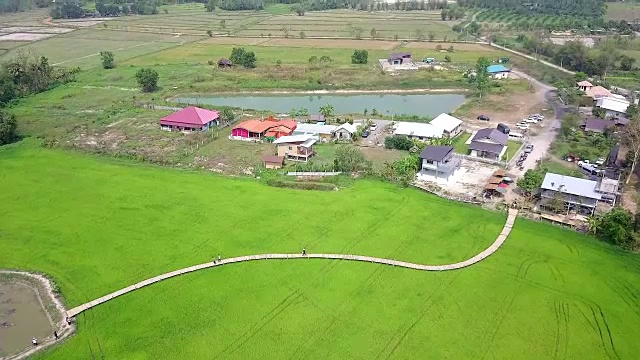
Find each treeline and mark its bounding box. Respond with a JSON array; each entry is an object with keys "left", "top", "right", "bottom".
[
  {"left": 215, "top": 0, "right": 447, "bottom": 11},
  {"left": 516, "top": 34, "right": 635, "bottom": 77},
  {"left": 0, "top": 52, "right": 79, "bottom": 108},
  {"left": 0, "top": 0, "right": 50, "bottom": 14},
  {"left": 50, "top": 0, "right": 158, "bottom": 19},
  {"left": 459, "top": 0, "right": 606, "bottom": 18}
]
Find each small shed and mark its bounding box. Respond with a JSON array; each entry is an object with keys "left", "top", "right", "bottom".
[
  {"left": 487, "top": 64, "right": 511, "bottom": 79},
  {"left": 218, "top": 58, "right": 232, "bottom": 68},
  {"left": 262, "top": 155, "right": 285, "bottom": 169}
]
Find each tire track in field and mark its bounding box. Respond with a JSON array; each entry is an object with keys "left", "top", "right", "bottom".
[
  {"left": 374, "top": 271, "right": 461, "bottom": 360},
  {"left": 478, "top": 283, "right": 523, "bottom": 360},
  {"left": 316, "top": 195, "right": 409, "bottom": 277},
  {"left": 552, "top": 300, "right": 570, "bottom": 360},
  {"left": 605, "top": 278, "right": 640, "bottom": 319},
  {"left": 589, "top": 304, "right": 620, "bottom": 360},
  {"left": 212, "top": 289, "right": 303, "bottom": 360}
]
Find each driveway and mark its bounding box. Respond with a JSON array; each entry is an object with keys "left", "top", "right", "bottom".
[
  {"left": 508, "top": 69, "right": 568, "bottom": 178},
  {"left": 356, "top": 118, "right": 392, "bottom": 146}
]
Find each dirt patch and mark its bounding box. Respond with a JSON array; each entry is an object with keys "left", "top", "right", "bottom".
[
  {"left": 457, "top": 90, "right": 546, "bottom": 131},
  {"left": 0, "top": 26, "right": 74, "bottom": 34},
  {"left": 202, "top": 37, "right": 269, "bottom": 46},
  {"left": 0, "top": 33, "right": 55, "bottom": 41},
  {"left": 260, "top": 38, "right": 399, "bottom": 50},
  {"left": 404, "top": 42, "right": 493, "bottom": 51}
]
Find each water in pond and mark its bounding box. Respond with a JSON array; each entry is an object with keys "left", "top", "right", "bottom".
[
  {"left": 175, "top": 93, "right": 466, "bottom": 117},
  {"left": 0, "top": 283, "right": 53, "bottom": 357}
]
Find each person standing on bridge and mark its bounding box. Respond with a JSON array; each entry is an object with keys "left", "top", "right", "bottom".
[
  {"left": 32, "top": 337, "right": 38, "bottom": 346},
  {"left": 54, "top": 331, "right": 59, "bottom": 339},
  {"left": 218, "top": 254, "right": 221, "bottom": 262},
  {"left": 302, "top": 248, "right": 306, "bottom": 256}
]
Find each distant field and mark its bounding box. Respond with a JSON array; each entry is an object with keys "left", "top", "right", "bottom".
[{"left": 606, "top": 2, "right": 640, "bottom": 21}]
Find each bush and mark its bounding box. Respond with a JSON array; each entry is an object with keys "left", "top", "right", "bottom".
[
  {"left": 0, "top": 111, "right": 17, "bottom": 145},
  {"left": 351, "top": 49, "right": 368, "bottom": 64},
  {"left": 99, "top": 51, "right": 115, "bottom": 69},
  {"left": 229, "top": 47, "right": 257, "bottom": 68},
  {"left": 384, "top": 135, "right": 413, "bottom": 151},
  {"left": 266, "top": 179, "right": 335, "bottom": 191},
  {"left": 135, "top": 68, "right": 159, "bottom": 92}
]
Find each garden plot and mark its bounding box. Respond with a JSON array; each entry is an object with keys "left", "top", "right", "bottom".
[{"left": 0, "top": 26, "right": 74, "bottom": 34}]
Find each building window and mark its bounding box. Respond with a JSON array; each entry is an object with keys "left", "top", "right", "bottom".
[
  {"left": 288, "top": 146, "right": 292, "bottom": 150},
  {"left": 426, "top": 160, "right": 434, "bottom": 164}
]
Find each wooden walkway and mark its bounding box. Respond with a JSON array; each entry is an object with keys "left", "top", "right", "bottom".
[{"left": 66, "top": 209, "right": 518, "bottom": 318}]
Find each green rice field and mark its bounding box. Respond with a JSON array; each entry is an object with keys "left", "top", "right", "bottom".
[{"left": 1, "top": 141, "right": 640, "bottom": 359}]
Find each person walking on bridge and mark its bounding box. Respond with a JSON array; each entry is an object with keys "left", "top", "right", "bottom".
[{"left": 302, "top": 248, "right": 306, "bottom": 256}]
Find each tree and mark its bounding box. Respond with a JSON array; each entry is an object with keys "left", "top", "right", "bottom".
[
  {"left": 292, "top": 3, "right": 305, "bottom": 15},
  {"left": 99, "top": 51, "right": 115, "bottom": 69},
  {"left": 517, "top": 168, "right": 544, "bottom": 195},
  {"left": 596, "top": 208, "right": 636, "bottom": 249},
  {"left": 384, "top": 135, "right": 413, "bottom": 150},
  {"left": 440, "top": 8, "right": 447, "bottom": 20},
  {"left": 444, "top": 55, "right": 451, "bottom": 62},
  {"left": 574, "top": 72, "right": 588, "bottom": 82},
  {"left": 415, "top": 29, "right": 425, "bottom": 41},
  {"left": 229, "top": 47, "right": 246, "bottom": 65},
  {"left": 241, "top": 51, "right": 256, "bottom": 68},
  {"left": 220, "top": 19, "right": 226, "bottom": 29},
  {"left": 319, "top": 104, "right": 335, "bottom": 118},
  {"left": 333, "top": 145, "right": 372, "bottom": 173},
  {"left": 592, "top": 107, "right": 606, "bottom": 119},
  {"left": 428, "top": 33, "right": 435, "bottom": 41},
  {"left": 299, "top": 31, "right": 306, "bottom": 39},
  {"left": 370, "top": 28, "right": 377, "bottom": 39},
  {"left": 135, "top": 68, "right": 159, "bottom": 92},
  {"left": 627, "top": 104, "right": 639, "bottom": 120},
  {"left": 351, "top": 26, "right": 364, "bottom": 40},
  {"left": 205, "top": 0, "right": 216, "bottom": 12},
  {"left": 620, "top": 55, "right": 636, "bottom": 71},
  {"left": 473, "top": 57, "right": 491, "bottom": 97},
  {"left": 622, "top": 118, "right": 640, "bottom": 184},
  {"left": 447, "top": 45, "right": 454, "bottom": 53},
  {"left": 0, "top": 111, "right": 17, "bottom": 145},
  {"left": 220, "top": 108, "right": 234, "bottom": 125},
  {"left": 207, "top": 30, "right": 213, "bottom": 37},
  {"left": 351, "top": 50, "right": 368, "bottom": 64}
]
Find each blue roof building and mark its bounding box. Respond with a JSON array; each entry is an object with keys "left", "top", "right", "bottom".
[{"left": 487, "top": 64, "right": 511, "bottom": 79}]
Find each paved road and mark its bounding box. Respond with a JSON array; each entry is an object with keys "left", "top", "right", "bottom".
[{"left": 64, "top": 209, "right": 518, "bottom": 319}]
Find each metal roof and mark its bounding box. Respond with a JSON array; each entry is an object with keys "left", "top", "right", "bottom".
[
  {"left": 295, "top": 123, "right": 337, "bottom": 135},
  {"left": 487, "top": 64, "right": 510, "bottom": 73},
  {"left": 429, "top": 113, "right": 463, "bottom": 132},
  {"left": 471, "top": 128, "right": 507, "bottom": 145},
  {"left": 419, "top": 145, "right": 454, "bottom": 162},
  {"left": 469, "top": 141, "right": 504, "bottom": 154},
  {"left": 394, "top": 122, "right": 443, "bottom": 138},
  {"left": 584, "top": 118, "right": 614, "bottom": 133},
  {"left": 333, "top": 123, "right": 358, "bottom": 134},
  {"left": 596, "top": 96, "right": 630, "bottom": 113},
  {"left": 541, "top": 173, "right": 602, "bottom": 200},
  {"left": 273, "top": 134, "right": 314, "bottom": 144}
]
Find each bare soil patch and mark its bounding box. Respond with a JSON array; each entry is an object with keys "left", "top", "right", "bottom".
[
  {"left": 404, "top": 42, "right": 492, "bottom": 51},
  {"left": 260, "top": 38, "right": 400, "bottom": 50},
  {"left": 202, "top": 37, "right": 269, "bottom": 46},
  {"left": 0, "top": 33, "right": 55, "bottom": 41}
]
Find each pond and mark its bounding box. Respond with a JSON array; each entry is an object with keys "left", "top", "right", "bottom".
[
  {"left": 175, "top": 93, "right": 466, "bottom": 117},
  {"left": 0, "top": 282, "right": 54, "bottom": 357}
]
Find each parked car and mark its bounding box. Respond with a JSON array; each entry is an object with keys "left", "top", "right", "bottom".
[
  {"left": 477, "top": 115, "right": 490, "bottom": 121},
  {"left": 595, "top": 157, "right": 605, "bottom": 166},
  {"left": 370, "top": 124, "right": 378, "bottom": 131},
  {"left": 497, "top": 123, "right": 510, "bottom": 134},
  {"left": 516, "top": 121, "right": 528, "bottom": 127},
  {"left": 525, "top": 118, "right": 539, "bottom": 124},
  {"left": 516, "top": 123, "right": 530, "bottom": 130},
  {"left": 362, "top": 130, "right": 370, "bottom": 138},
  {"left": 525, "top": 144, "right": 534, "bottom": 151}
]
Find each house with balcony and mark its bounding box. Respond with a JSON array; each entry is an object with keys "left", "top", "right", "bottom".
[
  {"left": 273, "top": 134, "right": 316, "bottom": 162},
  {"left": 416, "top": 145, "right": 461, "bottom": 181},
  {"left": 468, "top": 128, "right": 507, "bottom": 160}
]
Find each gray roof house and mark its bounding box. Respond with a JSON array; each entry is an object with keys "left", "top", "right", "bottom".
[
  {"left": 417, "top": 145, "right": 461, "bottom": 181},
  {"left": 540, "top": 173, "right": 602, "bottom": 214},
  {"left": 468, "top": 128, "right": 508, "bottom": 160},
  {"left": 388, "top": 52, "right": 412, "bottom": 65},
  {"left": 584, "top": 118, "right": 615, "bottom": 133}
]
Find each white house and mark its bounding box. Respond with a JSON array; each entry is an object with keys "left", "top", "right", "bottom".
[
  {"left": 429, "top": 113, "right": 463, "bottom": 137},
  {"left": 595, "top": 96, "right": 630, "bottom": 118},
  {"left": 576, "top": 80, "right": 593, "bottom": 92},
  {"left": 332, "top": 123, "right": 358, "bottom": 141},
  {"left": 487, "top": 64, "right": 511, "bottom": 79},
  {"left": 394, "top": 122, "right": 443, "bottom": 140}
]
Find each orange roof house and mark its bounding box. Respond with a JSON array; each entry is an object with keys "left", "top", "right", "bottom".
[{"left": 231, "top": 116, "right": 297, "bottom": 139}]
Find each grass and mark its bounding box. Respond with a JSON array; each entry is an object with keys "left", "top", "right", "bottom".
[
  {"left": 606, "top": 2, "right": 640, "bottom": 21},
  {"left": 451, "top": 132, "right": 520, "bottom": 160},
  {"left": 539, "top": 159, "right": 586, "bottom": 178},
  {"left": 1, "top": 141, "right": 640, "bottom": 359}
]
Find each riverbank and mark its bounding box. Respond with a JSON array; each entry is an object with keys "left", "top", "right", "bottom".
[{"left": 0, "top": 271, "right": 74, "bottom": 360}]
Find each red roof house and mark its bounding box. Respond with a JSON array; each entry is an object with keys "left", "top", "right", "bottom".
[
  {"left": 160, "top": 106, "right": 220, "bottom": 131},
  {"left": 231, "top": 116, "right": 297, "bottom": 139}
]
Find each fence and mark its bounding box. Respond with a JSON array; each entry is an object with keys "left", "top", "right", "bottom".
[
  {"left": 286, "top": 172, "right": 342, "bottom": 177},
  {"left": 412, "top": 182, "right": 483, "bottom": 205},
  {"left": 458, "top": 153, "right": 506, "bottom": 167}
]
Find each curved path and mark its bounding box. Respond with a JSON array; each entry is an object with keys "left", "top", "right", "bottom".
[{"left": 66, "top": 209, "right": 518, "bottom": 318}]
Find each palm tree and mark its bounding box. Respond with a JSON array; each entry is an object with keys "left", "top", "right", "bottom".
[
  {"left": 319, "top": 104, "right": 335, "bottom": 119},
  {"left": 587, "top": 215, "right": 600, "bottom": 235}
]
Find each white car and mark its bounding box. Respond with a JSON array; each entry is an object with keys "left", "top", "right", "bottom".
[
  {"left": 525, "top": 118, "right": 539, "bottom": 124},
  {"left": 595, "top": 158, "right": 606, "bottom": 166},
  {"left": 370, "top": 124, "right": 378, "bottom": 131},
  {"left": 516, "top": 123, "right": 530, "bottom": 130}
]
